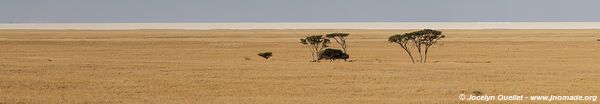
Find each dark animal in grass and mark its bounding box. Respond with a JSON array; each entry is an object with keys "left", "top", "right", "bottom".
[
  {"left": 318, "top": 48, "right": 349, "bottom": 61},
  {"left": 257, "top": 52, "right": 273, "bottom": 59}
]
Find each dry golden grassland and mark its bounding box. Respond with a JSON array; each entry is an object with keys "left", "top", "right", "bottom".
[{"left": 0, "top": 29, "right": 599, "bottom": 104}]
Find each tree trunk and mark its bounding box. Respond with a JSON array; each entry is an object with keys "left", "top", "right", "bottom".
[
  {"left": 306, "top": 45, "right": 314, "bottom": 62},
  {"left": 405, "top": 49, "right": 416, "bottom": 64},
  {"left": 341, "top": 39, "right": 347, "bottom": 54},
  {"left": 309, "top": 45, "right": 313, "bottom": 62},
  {"left": 413, "top": 41, "right": 422, "bottom": 63},
  {"left": 401, "top": 45, "right": 415, "bottom": 64},
  {"left": 333, "top": 37, "right": 348, "bottom": 54},
  {"left": 342, "top": 43, "right": 347, "bottom": 53},
  {"left": 312, "top": 48, "right": 317, "bottom": 62},
  {"left": 314, "top": 46, "right": 319, "bottom": 62},
  {"left": 312, "top": 44, "right": 319, "bottom": 62},
  {"left": 424, "top": 46, "right": 430, "bottom": 63},
  {"left": 417, "top": 46, "right": 422, "bottom": 63}
]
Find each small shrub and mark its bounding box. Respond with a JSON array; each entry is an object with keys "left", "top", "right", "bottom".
[
  {"left": 258, "top": 52, "right": 273, "bottom": 59},
  {"left": 472, "top": 91, "right": 483, "bottom": 96}
]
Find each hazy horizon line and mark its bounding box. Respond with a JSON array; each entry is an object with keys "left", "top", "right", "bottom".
[
  {"left": 4, "top": 21, "right": 600, "bottom": 24},
  {"left": 3, "top": 22, "right": 600, "bottom": 30}
]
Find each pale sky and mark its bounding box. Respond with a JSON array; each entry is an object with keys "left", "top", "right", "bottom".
[{"left": 1, "top": 0, "right": 600, "bottom": 23}]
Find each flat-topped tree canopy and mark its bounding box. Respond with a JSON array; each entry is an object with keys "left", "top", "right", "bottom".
[
  {"left": 388, "top": 34, "right": 402, "bottom": 43},
  {"left": 406, "top": 29, "right": 442, "bottom": 40},
  {"left": 300, "top": 38, "right": 308, "bottom": 44},
  {"left": 301, "top": 35, "right": 329, "bottom": 45},
  {"left": 414, "top": 29, "right": 442, "bottom": 35},
  {"left": 388, "top": 33, "right": 412, "bottom": 43},
  {"left": 325, "top": 33, "right": 349, "bottom": 38},
  {"left": 417, "top": 29, "right": 445, "bottom": 45}
]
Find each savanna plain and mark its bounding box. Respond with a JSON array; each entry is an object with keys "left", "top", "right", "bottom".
[{"left": 0, "top": 29, "right": 599, "bottom": 104}]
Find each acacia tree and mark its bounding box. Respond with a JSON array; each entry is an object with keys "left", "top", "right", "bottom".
[
  {"left": 325, "top": 33, "right": 350, "bottom": 54},
  {"left": 419, "top": 29, "right": 444, "bottom": 63},
  {"left": 389, "top": 29, "right": 444, "bottom": 63},
  {"left": 408, "top": 32, "right": 425, "bottom": 63},
  {"left": 388, "top": 33, "right": 416, "bottom": 63},
  {"left": 300, "top": 35, "right": 330, "bottom": 62},
  {"left": 410, "top": 29, "right": 444, "bottom": 63}
]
